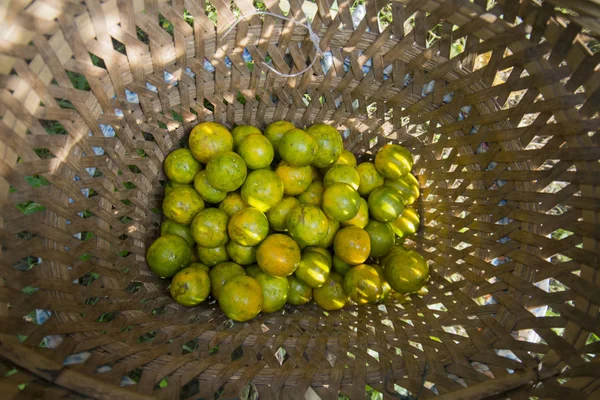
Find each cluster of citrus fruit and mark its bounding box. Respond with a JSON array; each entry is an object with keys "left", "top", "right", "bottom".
[{"left": 146, "top": 121, "right": 429, "bottom": 322}]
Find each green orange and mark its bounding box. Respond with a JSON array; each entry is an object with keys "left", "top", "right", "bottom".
[
  {"left": 278, "top": 128, "right": 317, "bottom": 167},
  {"left": 255, "top": 271, "right": 289, "bottom": 312},
  {"left": 190, "top": 208, "right": 229, "bottom": 248},
  {"left": 194, "top": 170, "right": 227, "bottom": 204},
  {"left": 170, "top": 266, "right": 210, "bottom": 306},
  {"left": 341, "top": 197, "right": 369, "bottom": 228},
  {"left": 305, "top": 123, "right": 343, "bottom": 168},
  {"left": 357, "top": 162, "right": 384, "bottom": 197},
  {"left": 296, "top": 181, "right": 323, "bottom": 206},
  {"left": 241, "top": 169, "right": 284, "bottom": 212},
  {"left": 385, "top": 173, "right": 419, "bottom": 205},
  {"left": 161, "top": 218, "right": 195, "bottom": 246},
  {"left": 267, "top": 196, "right": 299, "bottom": 231},
  {"left": 383, "top": 248, "right": 429, "bottom": 294},
  {"left": 219, "top": 275, "right": 263, "bottom": 321},
  {"left": 226, "top": 240, "right": 257, "bottom": 265},
  {"left": 364, "top": 220, "right": 395, "bottom": 258},
  {"left": 164, "top": 148, "right": 202, "bottom": 184},
  {"left": 275, "top": 162, "right": 313, "bottom": 196},
  {"left": 343, "top": 264, "right": 382, "bottom": 304},
  {"left": 287, "top": 275, "right": 312, "bottom": 305},
  {"left": 197, "top": 244, "right": 229, "bottom": 267},
  {"left": 313, "top": 272, "right": 349, "bottom": 311},
  {"left": 238, "top": 134, "right": 274, "bottom": 170},
  {"left": 315, "top": 218, "right": 340, "bottom": 248},
  {"left": 256, "top": 233, "right": 301, "bottom": 277},
  {"left": 245, "top": 264, "right": 261, "bottom": 278},
  {"left": 322, "top": 149, "right": 357, "bottom": 174},
  {"left": 209, "top": 261, "right": 245, "bottom": 299},
  {"left": 188, "top": 122, "right": 234, "bottom": 164},
  {"left": 146, "top": 235, "right": 191, "bottom": 278},
  {"left": 368, "top": 186, "right": 404, "bottom": 223},
  {"left": 206, "top": 152, "right": 247, "bottom": 192},
  {"left": 188, "top": 262, "right": 210, "bottom": 275},
  {"left": 232, "top": 125, "right": 262, "bottom": 149},
  {"left": 304, "top": 246, "right": 333, "bottom": 265},
  {"left": 333, "top": 226, "right": 371, "bottom": 265},
  {"left": 332, "top": 254, "right": 352, "bottom": 275},
  {"left": 374, "top": 144, "right": 413, "bottom": 180},
  {"left": 295, "top": 249, "right": 331, "bottom": 288},
  {"left": 323, "top": 165, "right": 360, "bottom": 190},
  {"left": 390, "top": 207, "right": 420, "bottom": 238},
  {"left": 322, "top": 183, "right": 361, "bottom": 222},
  {"left": 286, "top": 204, "right": 329, "bottom": 246},
  {"left": 228, "top": 208, "right": 269, "bottom": 246},
  {"left": 264, "top": 121, "right": 295, "bottom": 155},
  {"left": 164, "top": 181, "right": 192, "bottom": 197},
  {"left": 219, "top": 191, "right": 247, "bottom": 217},
  {"left": 162, "top": 186, "right": 205, "bottom": 225}
]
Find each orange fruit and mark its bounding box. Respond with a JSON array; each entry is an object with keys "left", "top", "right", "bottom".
[
  {"left": 390, "top": 207, "right": 420, "bottom": 239},
  {"left": 304, "top": 246, "right": 333, "bottom": 265},
  {"left": 286, "top": 204, "right": 329, "bottom": 246},
  {"left": 205, "top": 152, "right": 247, "bottom": 192},
  {"left": 275, "top": 161, "right": 313, "bottom": 196},
  {"left": 383, "top": 248, "right": 429, "bottom": 294},
  {"left": 315, "top": 218, "right": 340, "bottom": 248},
  {"left": 343, "top": 264, "right": 381, "bottom": 304},
  {"left": 210, "top": 261, "right": 245, "bottom": 299},
  {"left": 287, "top": 275, "right": 312, "bottom": 305},
  {"left": 255, "top": 271, "right": 289, "bottom": 312},
  {"left": 332, "top": 254, "right": 352, "bottom": 275},
  {"left": 323, "top": 165, "right": 360, "bottom": 190},
  {"left": 161, "top": 218, "right": 195, "bottom": 246},
  {"left": 333, "top": 226, "right": 370, "bottom": 265},
  {"left": 313, "top": 272, "right": 349, "bottom": 311},
  {"left": 188, "top": 262, "right": 210, "bottom": 275},
  {"left": 266, "top": 196, "right": 299, "bottom": 231},
  {"left": 310, "top": 165, "right": 322, "bottom": 182},
  {"left": 245, "top": 264, "right": 261, "bottom": 278},
  {"left": 146, "top": 235, "right": 191, "bottom": 278},
  {"left": 219, "top": 191, "right": 248, "bottom": 217},
  {"left": 356, "top": 162, "right": 384, "bottom": 197},
  {"left": 164, "top": 181, "right": 192, "bottom": 197},
  {"left": 164, "top": 148, "right": 202, "bottom": 184},
  {"left": 194, "top": 170, "right": 227, "bottom": 204},
  {"left": 368, "top": 186, "right": 404, "bottom": 222},
  {"left": 295, "top": 249, "right": 331, "bottom": 288},
  {"left": 197, "top": 244, "right": 229, "bottom": 266},
  {"left": 297, "top": 181, "right": 323, "bottom": 206},
  {"left": 321, "top": 149, "right": 357, "bottom": 175},
  {"left": 241, "top": 169, "right": 284, "bottom": 212},
  {"left": 170, "top": 266, "right": 211, "bottom": 306},
  {"left": 219, "top": 275, "right": 263, "bottom": 321},
  {"left": 256, "top": 233, "right": 301, "bottom": 277},
  {"left": 322, "top": 183, "right": 361, "bottom": 222},
  {"left": 228, "top": 207, "right": 269, "bottom": 246},
  {"left": 237, "top": 134, "right": 274, "bottom": 170},
  {"left": 371, "top": 264, "right": 391, "bottom": 303},
  {"left": 162, "top": 186, "right": 205, "bottom": 225},
  {"left": 385, "top": 173, "right": 420, "bottom": 205},
  {"left": 278, "top": 128, "right": 317, "bottom": 167},
  {"left": 341, "top": 197, "right": 369, "bottom": 228},
  {"left": 190, "top": 208, "right": 229, "bottom": 248},
  {"left": 374, "top": 144, "right": 414, "bottom": 180},
  {"left": 364, "top": 220, "right": 395, "bottom": 258},
  {"left": 264, "top": 121, "right": 295, "bottom": 155},
  {"left": 232, "top": 125, "right": 262, "bottom": 149},
  {"left": 226, "top": 240, "right": 257, "bottom": 266},
  {"left": 189, "top": 122, "right": 234, "bottom": 164},
  {"left": 305, "top": 123, "right": 343, "bottom": 168}
]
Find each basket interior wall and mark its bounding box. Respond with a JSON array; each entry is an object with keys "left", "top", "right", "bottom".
[{"left": 0, "top": 0, "right": 599, "bottom": 398}]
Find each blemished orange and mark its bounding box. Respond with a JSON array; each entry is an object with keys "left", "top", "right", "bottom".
[
  {"left": 315, "top": 218, "right": 340, "bottom": 248},
  {"left": 322, "top": 183, "right": 361, "bottom": 222},
  {"left": 170, "top": 266, "right": 210, "bottom": 306},
  {"left": 190, "top": 208, "right": 229, "bottom": 248},
  {"left": 188, "top": 122, "right": 234, "bottom": 164},
  {"left": 287, "top": 275, "right": 312, "bottom": 305},
  {"left": 323, "top": 165, "right": 360, "bottom": 190},
  {"left": 218, "top": 275, "right": 263, "bottom": 321},
  {"left": 356, "top": 162, "right": 384, "bottom": 197},
  {"left": 341, "top": 197, "right": 369, "bottom": 228},
  {"left": 226, "top": 240, "right": 257, "bottom": 266},
  {"left": 219, "top": 191, "right": 248, "bottom": 217},
  {"left": 368, "top": 186, "right": 404, "bottom": 223},
  {"left": 286, "top": 204, "right": 329, "bottom": 246},
  {"left": 364, "top": 220, "right": 395, "bottom": 258},
  {"left": 209, "top": 261, "right": 245, "bottom": 299},
  {"left": 342, "top": 264, "right": 381, "bottom": 305},
  {"left": 313, "top": 272, "right": 349, "bottom": 311},
  {"left": 266, "top": 196, "right": 299, "bottom": 231},
  {"left": 305, "top": 123, "right": 344, "bottom": 168},
  {"left": 295, "top": 249, "right": 331, "bottom": 288},
  {"left": 241, "top": 169, "right": 284, "bottom": 212},
  {"left": 232, "top": 125, "right": 262, "bottom": 149},
  {"left": 390, "top": 207, "right": 420, "bottom": 239},
  {"left": 254, "top": 271, "right": 289, "bottom": 313},
  {"left": 194, "top": 170, "right": 227, "bottom": 204},
  {"left": 205, "top": 151, "right": 247, "bottom": 192},
  {"left": 374, "top": 143, "right": 414, "bottom": 180},
  {"left": 333, "top": 226, "right": 371, "bottom": 265},
  {"left": 256, "top": 233, "right": 301, "bottom": 277},
  {"left": 237, "top": 134, "right": 274, "bottom": 170},
  {"left": 162, "top": 186, "right": 205, "bottom": 225},
  {"left": 275, "top": 161, "right": 313, "bottom": 196},
  {"left": 279, "top": 128, "right": 317, "bottom": 167},
  {"left": 264, "top": 121, "right": 295, "bottom": 155},
  {"left": 146, "top": 235, "right": 191, "bottom": 278},
  {"left": 228, "top": 207, "right": 269, "bottom": 246},
  {"left": 196, "top": 244, "right": 229, "bottom": 267},
  {"left": 383, "top": 248, "right": 429, "bottom": 294},
  {"left": 164, "top": 148, "right": 202, "bottom": 184},
  {"left": 296, "top": 181, "right": 323, "bottom": 206}
]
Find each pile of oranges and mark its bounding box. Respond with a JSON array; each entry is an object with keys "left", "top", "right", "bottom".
[{"left": 146, "top": 121, "right": 429, "bottom": 321}]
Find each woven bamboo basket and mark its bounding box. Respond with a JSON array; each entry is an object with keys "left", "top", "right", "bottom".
[{"left": 1, "top": 0, "right": 599, "bottom": 398}]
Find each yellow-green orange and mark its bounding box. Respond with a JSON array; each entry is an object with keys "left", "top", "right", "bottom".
[
  {"left": 295, "top": 249, "right": 331, "bottom": 288},
  {"left": 375, "top": 144, "right": 413, "bottom": 180},
  {"left": 194, "top": 170, "right": 227, "bottom": 204},
  {"left": 286, "top": 204, "right": 328, "bottom": 246},
  {"left": 385, "top": 173, "right": 420, "bottom": 205},
  {"left": 164, "top": 148, "right": 202, "bottom": 184},
  {"left": 297, "top": 181, "right": 323, "bottom": 206},
  {"left": 365, "top": 220, "right": 395, "bottom": 258},
  {"left": 264, "top": 121, "right": 295, "bottom": 155},
  {"left": 313, "top": 272, "right": 349, "bottom": 311},
  {"left": 188, "top": 122, "right": 233, "bottom": 164},
  {"left": 238, "top": 134, "right": 274, "bottom": 170},
  {"left": 188, "top": 262, "right": 210, "bottom": 275},
  {"left": 304, "top": 246, "right": 333, "bottom": 265},
  {"left": 226, "top": 240, "right": 257, "bottom": 266},
  {"left": 255, "top": 272, "right": 289, "bottom": 312},
  {"left": 343, "top": 264, "right": 381, "bottom": 305},
  {"left": 333, "top": 226, "right": 371, "bottom": 265},
  {"left": 368, "top": 186, "right": 404, "bottom": 223},
  {"left": 164, "top": 181, "right": 191, "bottom": 197},
  {"left": 209, "top": 262, "right": 245, "bottom": 299},
  {"left": 322, "top": 149, "right": 357, "bottom": 174},
  {"left": 357, "top": 162, "right": 384, "bottom": 197},
  {"left": 275, "top": 162, "right": 313, "bottom": 196},
  {"left": 383, "top": 248, "right": 429, "bottom": 294},
  {"left": 191, "top": 208, "right": 229, "bottom": 248},
  {"left": 256, "top": 234, "right": 301, "bottom": 277},
  {"left": 219, "top": 275, "right": 263, "bottom": 322},
  {"left": 228, "top": 208, "right": 269, "bottom": 246},
  {"left": 170, "top": 266, "right": 210, "bottom": 306},
  {"left": 341, "top": 197, "right": 369, "bottom": 228},
  {"left": 322, "top": 183, "right": 361, "bottom": 222},
  {"left": 219, "top": 192, "right": 247, "bottom": 217},
  {"left": 315, "top": 218, "right": 340, "bottom": 248},
  {"left": 306, "top": 123, "right": 343, "bottom": 168},
  {"left": 241, "top": 169, "right": 284, "bottom": 212},
  {"left": 162, "top": 186, "right": 205, "bottom": 225},
  {"left": 287, "top": 275, "right": 312, "bottom": 305},
  {"left": 279, "top": 128, "right": 317, "bottom": 167},
  {"left": 267, "top": 197, "right": 299, "bottom": 231},
  {"left": 323, "top": 165, "right": 360, "bottom": 190},
  {"left": 206, "top": 152, "right": 247, "bottom": 192},
  {"left": 390, "top": 207, "right": 420, "bottom": 238},
  {"left": 161, "top": 219, "right": 195, "bottom": 246},
  {"left": 146, "top": 235, "right": 191, "bottom": 278},
  {"left": 332, "top": 254, "right": 352, "bottom": 275},
  {"left": 232, "top": 125, "right": 261, "bottom": 149},
  {"left": 197, "top": 244, "right": 229, "bottom": 267}
]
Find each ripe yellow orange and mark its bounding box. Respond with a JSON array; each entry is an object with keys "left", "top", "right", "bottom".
[
  {"left": 390, "top": 207, "right": 420, "bottom": 239},
  {"left": 264, "top": 121, "right": 295, "bottom": 155},
  {"left": 194, "top": 170, "right": 227, "bottom": 204},
  {"left": 297, "top": 181, "right": 323, "bottom": 206},
  {"left": 206, "top": 152, "right": 247, "bottom": 192},
  {"left": 332, "top": 254, "right": 352, "bottom": 275},
  {"left": 209, "top": 261, "right": 245, "bottom": 299},
  {"left": 287, "top": 275, "right": 312, "bottom": 305},
  {"left": 374, "top": 143, "right": 413, "bottom": 180},
  {"left": 256, "top": 234, "right": 301, "bottom": 277},
  {"left": 219, "top": 191, "right": 248, "bottom": 217},
  {"left": 226, "top": 240, "right": 257, "bottom": 266},
  {"left": 356, "top": 162, "right": 384, "bottom": 197},
  {"left": 333, "top": 226, "right": 371, "bottom": 265},
  {"left": 196, "top": 244, "right": 229, "bottom": 266},
  {"left": 364, "top": 220, "right": 395, "bottom": 258},
  {"left": 305, "top": 123, "right": 343, "bottom": 168},
  {"left": 164, "top": 148, "right": 202, "bottom": 184},
  {"left": 323, "top": 165, "right": 360, "bottom": 190},
  {"left": 342, "top": 264, "right": 381, "bottom": 305},
  {"left": 161, "top": 218, "right": 195, "bottom": 246},
  {"left": 162, "top": 186, "right": 205, "bottom": 225},
  {"left": 232, "top": 125, "right": 262, "bottom": 149},
  {"left": 295, "top": 249, "right": 331, "bottom": 288},
  {"left": 241, "top": 169, "right": 284, "bottom": 212},
  {"left": 313, "top": 272, "right": 349, "bottom": 311},
  {"left": 341, "top": 197, "right": 369, "bottom": 228},
  {"left": 266, "top": 196, "right": 299, "bottom": 231},
  {"left": 275, "top": 162, "right": 313, "bottom": 196},
  {"left": 170, "top": 266, "right": 210, "bottom": 306},
  {"left": 278, "top": 128, "right": 317, "bottom": 167},
  {"left": 255, "top": 271, "right": 289, "bottom": 312},
  {"left": 146, "top": 235, "right": 191, "bottom": 278},
  {"left": 383, "top": 248, "right": 429, "bottom": 294},
  {"left": 188, "top": 122, "right": 234, "bottom": 164},
  {"left": 237, "top": 134, "right": 274, "bottom": 170},
  {"left": 228, "top": 207, "right": 269, "bottom": 246},
  {"left": 219, "top": 275, "right": 263, "bottom": 321},
  {"left": 385, "top": 173, "right": 420, "bottom": 205},
  {"left": 322, "top": 183, "right": 361, "bottom": 222},
  {"left": 286, "top": 204, "right": 329, "bottom": 246},
  {"left": 190, "top": 208, "right": 229, "bottom": 248},
  {"left": 315, "top": 218, "right": 340, "bottom": 248},
  {"left": 368, "top": 186, "right": 404, "bottom": 223}
]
